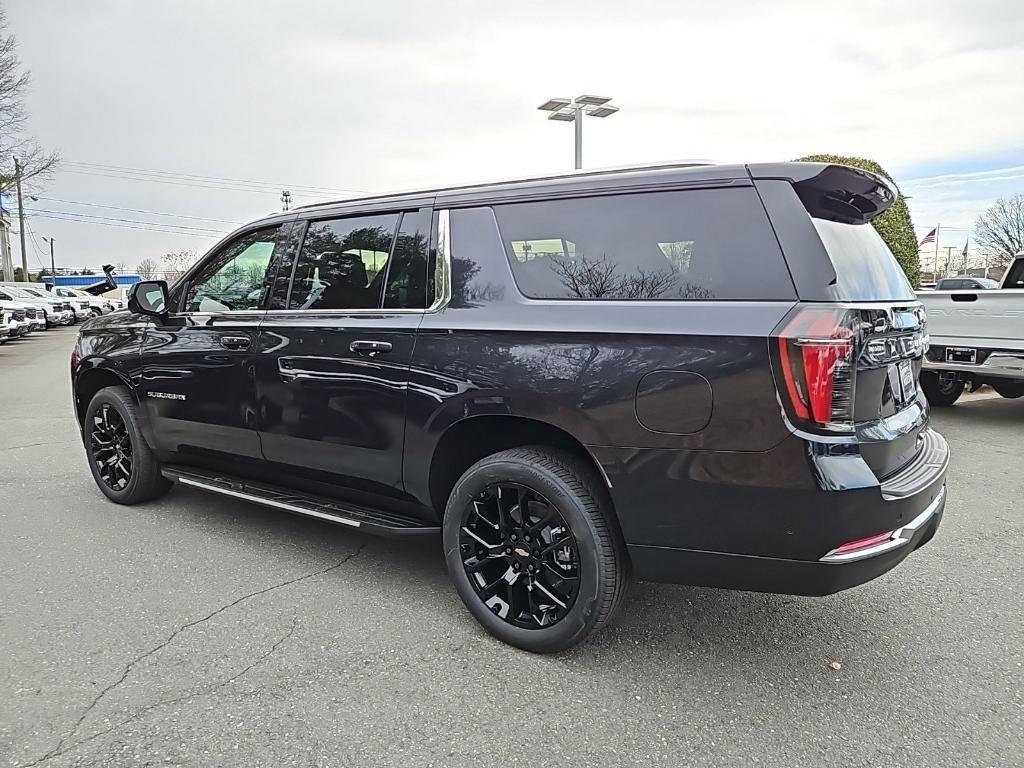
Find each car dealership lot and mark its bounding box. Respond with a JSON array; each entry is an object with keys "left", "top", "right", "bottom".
[{"left": 1, "top": 330, "right": 1021, "bottom": 768}]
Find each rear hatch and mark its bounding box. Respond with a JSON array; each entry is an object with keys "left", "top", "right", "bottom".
[{"left": 762, "top": 164, "right": 927, "bottom": 481}]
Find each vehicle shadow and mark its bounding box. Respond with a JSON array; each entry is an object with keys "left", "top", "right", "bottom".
[{"left": 151, "top": 483, "right": 933, "bottom": 678}]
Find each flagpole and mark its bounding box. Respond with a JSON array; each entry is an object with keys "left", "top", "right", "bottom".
[{"left": 934, "top": 223, "right": 940, "bottom": 278}]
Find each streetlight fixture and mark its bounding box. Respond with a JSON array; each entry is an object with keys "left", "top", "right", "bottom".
[{"left": 538, "top": 94, "right": 619, "bottom": 170}]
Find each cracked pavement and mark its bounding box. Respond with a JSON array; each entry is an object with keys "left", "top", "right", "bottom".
[{"left": 2, "top": 328, "right": 1022, "bottom": 767}]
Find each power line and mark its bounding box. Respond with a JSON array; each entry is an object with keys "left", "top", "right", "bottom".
[
  {"left": 26, "top": 207, "right": 229, "bottom": 235},
  {"left": 61, "top": 160, "right": 366, "bottom": 197},
  {"left": 34, "top": 196, "right": 243, "bottom": 225},
  {"left": 23, "top": 219, "right": 48, "bottom": 271},
  {"left": 28, "top": 211, "right": 228, "bottom": 238}
]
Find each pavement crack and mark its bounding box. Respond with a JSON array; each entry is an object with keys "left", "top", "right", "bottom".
[
  {"left": 19, "top": 546, "right": 364, "bottom": 768},
  {"left": 41, "top": 615, "right": 301, "bottom": 760}
]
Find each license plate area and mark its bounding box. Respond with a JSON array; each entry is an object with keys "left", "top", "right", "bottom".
[{"left": 945, "top": 346, "right": 977, "bottom": 364}]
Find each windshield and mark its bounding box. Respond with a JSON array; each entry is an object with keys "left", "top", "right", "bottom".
[
  {"left": 812, "top": 219, "right": 916, "bottom": 301},
  {"left": 4, "top": 286, "right": 35, "bottom": 299}
]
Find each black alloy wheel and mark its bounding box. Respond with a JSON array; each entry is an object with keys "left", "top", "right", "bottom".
[
  {"left": 459, "top": 482, "right": 580, "bottom": 629},
  {"left": 83, "top": 386, "right": 172, "bottom": 504},
  {"left": 90, "top": 403, "right": 133, "bottom": 490},
  {"left": 444, "top": 446, "right": 629, "bottom": 653}
]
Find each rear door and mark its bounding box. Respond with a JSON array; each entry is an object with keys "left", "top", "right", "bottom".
[
  {"left": 254, "top": 206, "right": 433, "bottom": 497},
  {"left": 139, "top": 222, "right": 292, "bottom": 470}
]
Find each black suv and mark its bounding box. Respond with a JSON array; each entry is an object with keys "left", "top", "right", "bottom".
[{"left": 72, "top": 162, "right": 948, "bottom": 652}]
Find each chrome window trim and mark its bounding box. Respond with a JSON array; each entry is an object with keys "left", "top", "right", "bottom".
[{"left": 174, "top": 208, "right": 454, "bottom": 320}]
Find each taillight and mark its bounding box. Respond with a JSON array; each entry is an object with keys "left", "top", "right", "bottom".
[{"left": 774, "top": 306, "right": 858, "bottom": 432}]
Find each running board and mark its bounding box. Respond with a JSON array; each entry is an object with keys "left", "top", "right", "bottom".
[{"left": 161, "top": 467, "right": 440, "bottom": 538}]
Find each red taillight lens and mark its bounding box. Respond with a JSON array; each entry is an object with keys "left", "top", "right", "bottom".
[
  {"left": 70, "top": 348, "right": 80, "bottom": 376},
  {"left": 830, "top": 530, "right": 893, "bottom": 555},
  {"left": 775, "top": 306, "right": 857, "bottom": 431}
]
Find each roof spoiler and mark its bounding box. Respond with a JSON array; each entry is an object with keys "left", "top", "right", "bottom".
[
  {"left": 748, "top": 163, "right": 897, "bottom": 224},
  {"left": 81, "top": 264, "right": 119, "bottom": 296}
]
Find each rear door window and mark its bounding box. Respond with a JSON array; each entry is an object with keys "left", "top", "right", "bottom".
[
  {"left": 811, "top": 219, "right": 915, "bottom": 301},
  {"left": 492, "top": 188, "right": 795, "bottom": 301},
  {"left": 288, "top": 213, "right": 400, "bottom": 310}
]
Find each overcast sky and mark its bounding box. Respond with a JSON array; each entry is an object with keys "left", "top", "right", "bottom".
[{"left": 5, "top": 0, "right": 1024, "bottom": 271}]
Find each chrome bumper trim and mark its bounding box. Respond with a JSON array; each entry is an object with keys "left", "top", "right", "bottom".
[
  {"left": 820, "top": 485, "right": 946, "bottom": 564},
  {"left": 923, "top": 352, "right": 1024, "bottom": 379}
]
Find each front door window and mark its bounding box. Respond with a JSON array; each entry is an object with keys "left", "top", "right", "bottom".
[{"left": 183, "top": 226, "right": 285, "bottom": 312}]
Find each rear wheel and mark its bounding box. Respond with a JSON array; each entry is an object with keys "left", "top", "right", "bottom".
[
  {"left": 443, "top": 446, "right": 629, "bottom": 653},
  {"left": 991, "top": 380, "right": 1024, "bottom": 399},
  {"left": 84, "top": 386, "right": 172, "bottom": 504},
  {"left": 920, "top": 372, "right": 964, "bottom": 406}
]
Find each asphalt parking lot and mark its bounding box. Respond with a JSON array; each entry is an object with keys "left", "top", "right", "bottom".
[{"left": 1, "top": 327, "right": 1021, "bottom": 768}]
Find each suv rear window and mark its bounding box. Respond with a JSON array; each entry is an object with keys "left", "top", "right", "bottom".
[
  {"left": 812, "top": 219, "right": 916, "bottom": 301},
  {"left": 493, "top": 188, "right": 796, "bottom": 301}
]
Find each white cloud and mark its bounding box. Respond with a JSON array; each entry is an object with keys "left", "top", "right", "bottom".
[{"left": 4, "top": 0, "right": 1024, "bottom": 268}]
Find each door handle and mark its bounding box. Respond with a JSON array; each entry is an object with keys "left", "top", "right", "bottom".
[
  {"left": 219, "top": 334, "right": 251, "bottom": 349},
  {"left": 349, "top": 340, "right": 392, "bottom": 356}
]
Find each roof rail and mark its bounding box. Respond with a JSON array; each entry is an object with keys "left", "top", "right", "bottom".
[{"left": 293, "top": 159, "right": 718, "bottom": 212}]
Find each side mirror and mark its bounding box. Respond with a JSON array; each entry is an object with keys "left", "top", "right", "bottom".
[{"left": 128, "top": 280, "right": 170, "bottom": 317}]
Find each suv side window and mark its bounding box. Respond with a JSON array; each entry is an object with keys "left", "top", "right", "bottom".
[
  {"left": 383, "top": 209, "right": 432, "bottom": 309},
  {"left": 288, "top": 213, "right": 400, "bottom": 310},
  {"left": 183, "top": 225, "right": 285, "bottom": 312},
  {"left": 492, "top": 188, "right": 795, "bottom": 301}
]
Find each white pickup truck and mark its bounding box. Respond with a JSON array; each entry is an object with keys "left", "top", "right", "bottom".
[{"left": 917, "top": 253, "right": 1024, "bottom": 405}]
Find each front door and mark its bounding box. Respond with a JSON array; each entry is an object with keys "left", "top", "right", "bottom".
[
  {"left": 139, "top": 222, "right": 293, "bottom": 471},
  {"left": 255, "top": 207, "right": 433, "bottom": 498}
]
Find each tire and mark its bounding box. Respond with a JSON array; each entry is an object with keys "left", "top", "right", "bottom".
[
  {"left": 443, "top": 446, "right": 629, "bottom": 653},
  {"left": 920, "top": 372, "right": 964, "bottom": 407},
  {"left": 83, "top": 386, "right": 172, "bottom": 504},
  {"left": 991, "top": 380, "right": 1024, "bottom": 399}
]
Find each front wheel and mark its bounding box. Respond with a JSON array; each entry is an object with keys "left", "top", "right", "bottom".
[
  {"left": 920, "top": 372, "right": 964, "bottom": 406},
  {"left": 443, "top": 446, "right": 629, "bottom": 653},
  {"left": 84, "top": 386, "right": 172, "bottom": 504}
]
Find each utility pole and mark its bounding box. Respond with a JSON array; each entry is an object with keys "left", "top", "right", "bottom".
[
  {"left": 280, "top": 190, "right": 292, "bottom": 211},
  {"left": 14, "top": 157, "right": 27, "bottom": 278}
]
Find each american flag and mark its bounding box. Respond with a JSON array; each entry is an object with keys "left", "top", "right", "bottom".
[{"left": 919, "top": 228, "right": 937, "bottom": 246}]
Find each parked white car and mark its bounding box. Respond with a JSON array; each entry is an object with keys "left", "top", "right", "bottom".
[
  {"left": 0, "top": 285, "right": 74, "bottom": 327},
  {"left": 15, "top": 286, "right": 79, "bottom": 324},
  {"left": 0, "top": 300, "right": 33, "bottom": 338},
  {"left": 47, "top": 286, "right": 118, "bottom": 316},
  {"left": 917, "top": 253, "right": 1024, "bottom": 404}
]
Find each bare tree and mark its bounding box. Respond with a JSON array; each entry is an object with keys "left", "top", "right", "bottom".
[
  {"left": 162, "top": 249, "right": 199, "bottom": 281},
  {"left": 0, "top": 9, "right": 59, "bottom": 196},
  {"left": 136, "top": 257, "right": 160, "bottom": 280},
  {"left": 974, "top": 194, "right": 1024, "bottom": 269}
]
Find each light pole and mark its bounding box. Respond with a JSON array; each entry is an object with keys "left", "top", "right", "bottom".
[
  {"left": 538, "top": 95, "right": 619, "bottom": 169},
  {"left": 42, "top": 236, "right": 55, "bottom": 282}
]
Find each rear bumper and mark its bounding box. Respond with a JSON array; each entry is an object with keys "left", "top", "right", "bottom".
[
  {"left": 606, "top": 427, "right": 949, "bottom": 596},
  {"left": 923, "top": 346, "right": 1024, "bottom": 380},
  {"left": 628, "top": 484, "right": 944, "bottom": 595}
]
